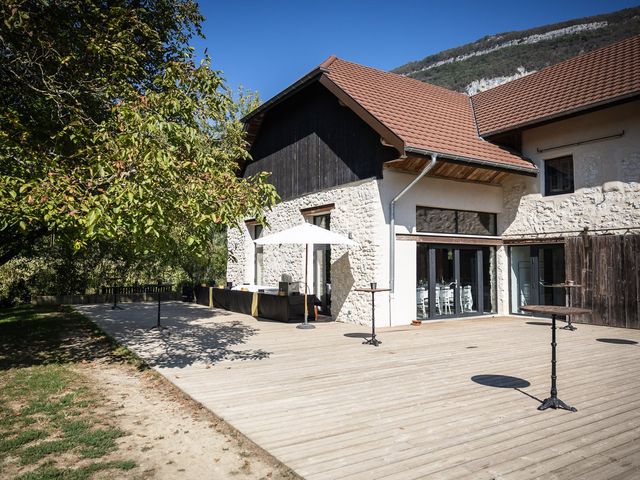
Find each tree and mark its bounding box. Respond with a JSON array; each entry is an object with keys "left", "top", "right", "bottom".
[{"left": 0, "top": 1, "right": 277, "bottom": 266}]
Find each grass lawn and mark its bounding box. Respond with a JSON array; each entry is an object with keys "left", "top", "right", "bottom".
[{"left": 0, "top": 305, "right": 141, "bottom": 479}]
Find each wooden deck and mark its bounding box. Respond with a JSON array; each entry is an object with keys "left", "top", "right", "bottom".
[{"left": 77, "top": 302, "right": 640, "bottom": 479}]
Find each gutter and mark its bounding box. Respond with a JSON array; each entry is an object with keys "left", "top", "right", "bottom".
[{"left": 388, "top": 153, "right": 437, "bottom": 325}]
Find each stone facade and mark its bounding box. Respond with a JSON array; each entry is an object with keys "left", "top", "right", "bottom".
[
  {"left": 501, "top": 100, "right": 640, "bottom": 237},
  {"left": 501, "top": 178, "right": 640, "bottom": 236},
  {"left": 228, "top": 102, "right": 639, "bottom": 327},
  {"left": 227, "top": 178, "right": 386, "bottom": 325}
]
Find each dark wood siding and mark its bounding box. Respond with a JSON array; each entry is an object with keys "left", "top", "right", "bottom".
[
  {"left": 566, "top": 234, "right": 640, "bottom": 329},
  {"left": 243, "top": 82, "right": 398, "bottom": 200}
]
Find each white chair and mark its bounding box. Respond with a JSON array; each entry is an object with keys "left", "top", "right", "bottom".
[
  {"left": 439, "top": 286, "right": 453, "bottom": 315},
  {"left": 416, "top": 288, "right": 427, "bottom": 318},
  {"left": 445, "top": 288, "right": 454, "bottom": 314},
  {"left": 462, "top": 285, "right": 473, "bottom": 312},
  {"left": 416, "top": 287, "right": 429, "bottom": 318}
]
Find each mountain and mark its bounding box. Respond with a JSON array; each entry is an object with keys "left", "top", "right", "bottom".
[{"left": 393, "top": 6, "right": 640, "bottom": 95}]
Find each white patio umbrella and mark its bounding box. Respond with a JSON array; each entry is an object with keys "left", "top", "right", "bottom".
[{"left": 254, "top": 223, "right": 357, "bottom": 329}]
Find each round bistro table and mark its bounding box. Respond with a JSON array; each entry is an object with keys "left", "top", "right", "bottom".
[
  {"left": 520, "top": 305, "right": 590, "bottom": 412},
  {"left": 150, "top": 283, "right": 173, "bottom": 332},
  {"left": 106, "top": 277, "right": 124, "bottom": 310},
  {"left": 354, "top": 284, "right": 390, "bottom": 347}
]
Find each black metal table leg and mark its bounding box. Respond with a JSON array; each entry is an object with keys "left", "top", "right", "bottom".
[
  {"left": 538, "top": 314, "right": 576, "bottom": 412},
  {"left": 561, "top": 288, "right": 577, "bottom": 330},
  {"left": 363, "top": 283, "right": 381, "bottom": 346},
  {"left": 111, "top": 283, "right": 123, "bottom": 310},
  {"left": 149, "top": 284, "right": 169, "bottom": 332}
]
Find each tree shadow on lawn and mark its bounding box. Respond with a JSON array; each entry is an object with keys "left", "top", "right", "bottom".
[
  {"left": 79, "top": 302, "right": 271, "bottom": 369},
  {"left": 0, "top": 305, "right": 123, "bottom": 371}
]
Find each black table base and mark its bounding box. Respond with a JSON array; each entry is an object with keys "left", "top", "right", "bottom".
[
  {"left": 538, "top": 396, "right": 577, "bottom": 412},
  {"left": 363, "top": 336, "right": 381, "bottom": 346},
  {"left": 540, "top": 313, "right": 577, "bottom": 412}
]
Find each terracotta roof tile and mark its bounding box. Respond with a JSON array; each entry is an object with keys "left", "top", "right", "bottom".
[
  {"left": 471, "top": 34, "right": 640, "bottom": 136},
  {"left": 322, "top": 58, "right": 536, "bottom": 171}
]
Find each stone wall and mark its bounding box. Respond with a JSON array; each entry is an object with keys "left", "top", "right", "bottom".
[
  {"left": 501, "top": 178, "right": 640, "bottom": 236},
  {"left": 501, "top": 100, "right": 640, "bottom": 237},
  {"left": 227, "top": 178, "right": 385, "bottom": 325}
]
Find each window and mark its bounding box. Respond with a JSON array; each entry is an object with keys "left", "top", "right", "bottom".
[
  {"left": 416, "top": 207, "right": 496, "bottom": 236},
  {"left": 544, "top": 156, "right": 574, "bottom": 196},
  {"left": 253, "top": 225, "right": 264, "bottom": 285}
]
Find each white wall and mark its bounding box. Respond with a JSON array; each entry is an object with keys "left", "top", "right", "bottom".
[
  {"left": 501, "top": 100, "right": 640, "bottom": 236},
  {"left": 379, "top": 170, "right": 504, "bottom": 234},
  {"left": 378, "top": 170, "right": 505, "bottom": 325}
]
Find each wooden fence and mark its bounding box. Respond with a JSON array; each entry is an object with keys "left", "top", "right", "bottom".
[
  {"left": 32, "top": 292, "right": 181, "bottom": 305},
  {"left": 566, "top": 234, "right": 640, "bottom": 329},
  {"left": 100, "top": 284, "right": 173, "bottom": 295}
]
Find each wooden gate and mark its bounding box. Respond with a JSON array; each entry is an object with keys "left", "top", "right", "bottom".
[{"left": 565, "top": 234, "right": 640, "bottom": 329}]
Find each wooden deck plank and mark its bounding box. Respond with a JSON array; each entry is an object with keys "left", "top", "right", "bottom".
[{"left": 77, "top": 302, "right": 640, "bottom": 480}]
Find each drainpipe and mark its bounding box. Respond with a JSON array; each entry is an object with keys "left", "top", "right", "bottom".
[{"left": 388, "top": 153, "right": 437, "bottom": 325}]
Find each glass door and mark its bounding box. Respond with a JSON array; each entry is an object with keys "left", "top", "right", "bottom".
[
  {"left": 416, "top": 245, "right": 493, "bottom": 319},
  {"left": 459, "top": 249, "right": 480, "bottom": 315},
  {"left": 434, "top": 247, "right": 457, "bottom": 316},
  {"left": 311, "top": 214, "right": 331, "bottom": 315},
  {"left": 416, "top": 244, "right": 430, "bottom": 319},
  {"left": 510, "top": 244, "right": 565, "bottom": 314},
  {"left": 535, "top": 244, "right": 565, "bottom": 307}
]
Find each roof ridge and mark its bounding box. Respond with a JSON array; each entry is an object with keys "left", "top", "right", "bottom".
[
  {"left": 319, "top": 54, "right": 337, "bottom": 70},
  {"left": 327, "top": 56, "right": 465, "bottom": 98},
  {"left": 468, "top": 95, "right": 482, "bottom": 138}
]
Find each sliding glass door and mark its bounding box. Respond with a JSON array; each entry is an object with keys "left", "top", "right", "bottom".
[
  {"left": 417, "top": 244, "right": 495, "bottom": 320},
  {"left": 510, "top": 243, "right": 565, "bottom": 314}
]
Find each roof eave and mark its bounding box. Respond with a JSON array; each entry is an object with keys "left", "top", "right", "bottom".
[
  {"left": 241, "top": 66, "right": 329, "bottom": 124},
  {"left": 404, "top": 145, "right": 538, "bottom": 176},
  {"left": 478, "top": 91, "right": 640, "bottom": 138}
]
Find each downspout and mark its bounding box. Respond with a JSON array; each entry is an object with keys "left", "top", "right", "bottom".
[{"left": 388, "top": 153, "right": 437, "bottom": 325}]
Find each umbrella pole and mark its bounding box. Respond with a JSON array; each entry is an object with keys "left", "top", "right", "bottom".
[{"left": 297, "top": 243, "right": 315, "bottom": 329}]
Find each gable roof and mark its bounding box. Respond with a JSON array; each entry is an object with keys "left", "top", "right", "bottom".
[
  {"left": 321, "top": 57, "right": 536, "bottom": 172},
  {"left": 471, "top": 34, "right": 640, "bottom": 137},
  {"left": 244, "top": 58, "right": 537, "bottom": 174}
]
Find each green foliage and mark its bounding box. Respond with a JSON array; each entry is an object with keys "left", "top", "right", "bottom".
[
  {"left": 0, "top": 0, "right": 277, "bottom": 267},
  {"left": 0, "top": 237, "right": 191, "bottom": 304},
  {"left": 0, "top": 305, "right": 148, "bottom": 369},
  {"left": 393, "top": 6, "right": 640, "bottom": 92}
]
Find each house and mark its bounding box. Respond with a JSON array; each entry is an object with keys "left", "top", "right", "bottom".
[{"left": 227, "top": 34, "right": 640, "bottom": 328}]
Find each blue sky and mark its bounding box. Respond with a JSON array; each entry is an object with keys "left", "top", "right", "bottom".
[{"left": 193, "top": 1, "right": 639, "bottom": 101}]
